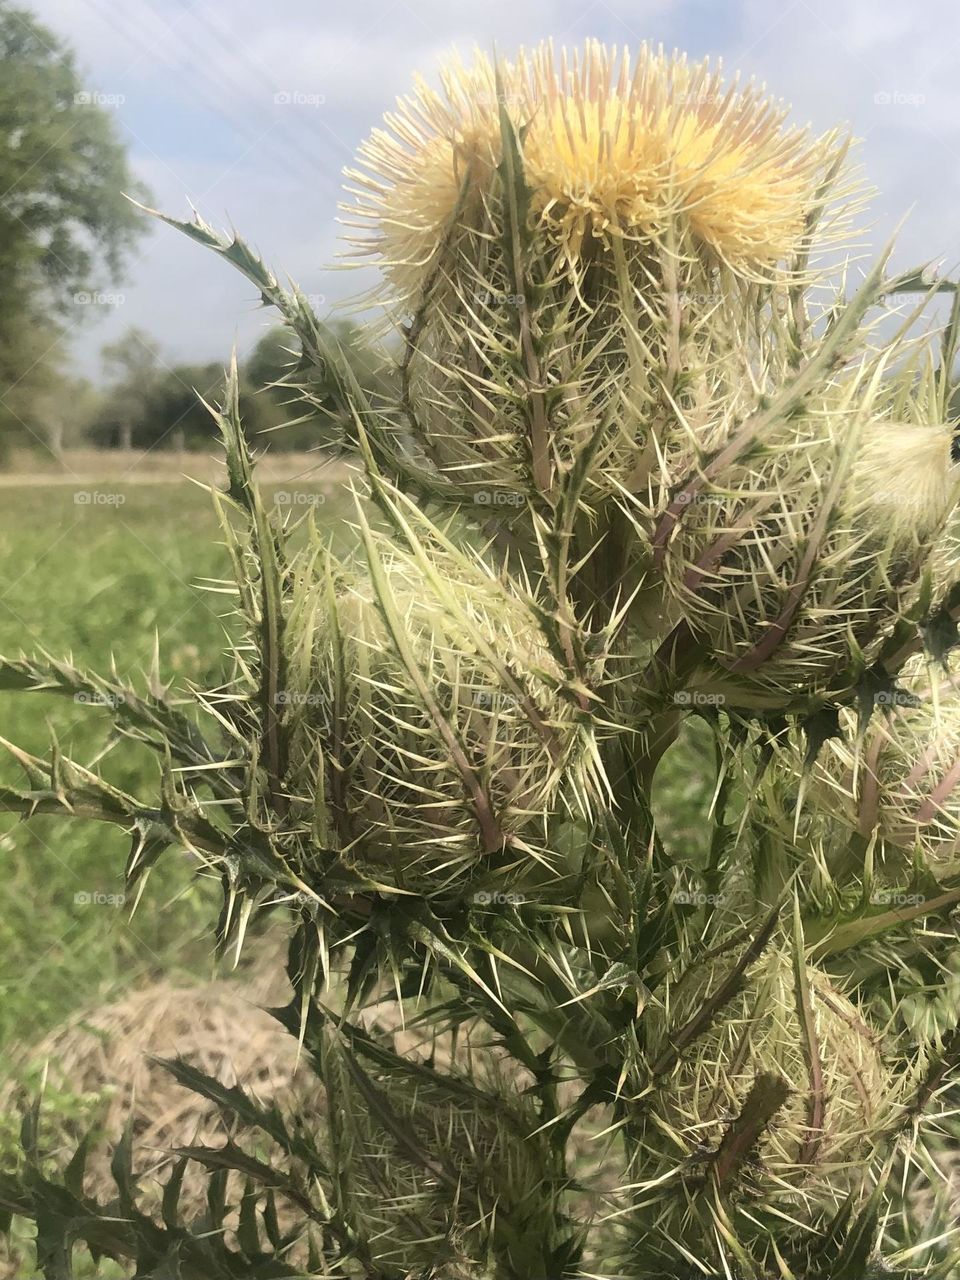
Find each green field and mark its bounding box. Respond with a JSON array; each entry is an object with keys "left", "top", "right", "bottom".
[{"left": 0, "top": 472, "right": 354, "bottom": 1057}]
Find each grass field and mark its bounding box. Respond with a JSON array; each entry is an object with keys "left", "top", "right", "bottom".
[{"left": 0, "top": 452, "right": 355, "bottom": 1058}]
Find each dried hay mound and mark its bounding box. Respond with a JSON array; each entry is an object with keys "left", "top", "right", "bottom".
[
  {"left": 15, "top": 982, "right": 303, "bottom": 1171},
  {"left": 0, "top": 958, "right": 315, "bottom": 1277}
]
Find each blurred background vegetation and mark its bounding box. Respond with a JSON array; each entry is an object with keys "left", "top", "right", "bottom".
[{"left": 0, "top": 1, "right": 389, "bottom": 470}]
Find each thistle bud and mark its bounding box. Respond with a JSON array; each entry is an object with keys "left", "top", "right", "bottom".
[
  {"left": 282, "top": 544, "right": 597, "bottom": 889},
  {"left": 318, "top": 1025, "right": 569, "bottom": 1277},
  {"left": 343, "top": 42, "right": 848, "bottom": 501},
  {"left": 636, "top": 946, "right": 903, "bottom": 1252},
  {"left": 926, "top": 506, "right": 960, "bottom": 628},
  {"left": 798, "top": 660, "right": 960, "bottom": 873},
  {"left": 661, "top": 420, "right": 958, "bottom": 707}
]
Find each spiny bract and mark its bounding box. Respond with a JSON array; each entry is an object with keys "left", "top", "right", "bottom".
[
  {"left": 788, "top": 657, "right": 960, "bottom": 875},
  {"left": 282, "top": 536, "right": 602, "bottom": 890}
]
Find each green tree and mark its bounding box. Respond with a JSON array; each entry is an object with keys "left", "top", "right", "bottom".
[
  {"left": 141, "top": 361, "right": 228, "bottom": 450},
  {"left": 94, "top": 327, "right": 162, "bottom": 449},
  {"left": 33, "top": 370, "right": 100, "bottom": 460},
  {"left": 0, "top": 2, "right": 148, "bottom": 462},
  {"left": 86, "top": 322, "right": 388, "bottom": 454},
  {"left": 89, "top": 350, "right": 284, "bottom": 452},
  {"left": 0, "top": 324, "right": 68, "bottom": 462}
]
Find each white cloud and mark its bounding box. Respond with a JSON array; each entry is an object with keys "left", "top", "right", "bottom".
[{"left": 732, "top": 0, "right": 960, "bottom": 272}]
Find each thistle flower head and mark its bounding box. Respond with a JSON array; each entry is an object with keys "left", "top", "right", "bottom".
[
  {"left": 317, "top": 1016, "right": 570, "bottom": 1276},
  {"left": 340, "top": 44, "right": 864, "bottom": 506},
  {"left": 345, "top": 41, "right": 847, "bottom": 296},
  {"left": 663, "top": 413, "right": 959, "bottom": 708},
  {"left": 927, "top": 503, "right": 960, "bottom": 610},
  {"left": 797, "top": 658, "right": 960, "bottom": 874}
]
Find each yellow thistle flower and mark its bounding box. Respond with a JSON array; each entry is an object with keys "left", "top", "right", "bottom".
[
  {"left": 345, "top": 61, "right": 503, "bottom": 296},
  {"left": 344, "top": 40, "right": 848, "bottom": 297},
  {"left": 339, "top": 41, "right": 861, "bottom": 507}
]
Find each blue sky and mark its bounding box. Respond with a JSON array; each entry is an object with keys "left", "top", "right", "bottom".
[{"left": 29, "top": 0, "right": 960, "bottom": 377}]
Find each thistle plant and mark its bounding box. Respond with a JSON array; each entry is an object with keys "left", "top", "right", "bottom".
[{"left": 4, "top": 38, "right": 960, "bottom": 1280}]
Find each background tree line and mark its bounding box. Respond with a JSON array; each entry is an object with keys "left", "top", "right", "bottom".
[
  {"left": 80, "top": 319, "right": 386, "bottom": 454},
  {"left": 0, "top": 1, "right": 380, "bottom": 465}
]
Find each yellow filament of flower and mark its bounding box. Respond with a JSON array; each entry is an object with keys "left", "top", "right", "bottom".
[{"left": 344, "top": 43, "right": 846, "bottom": 295}]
